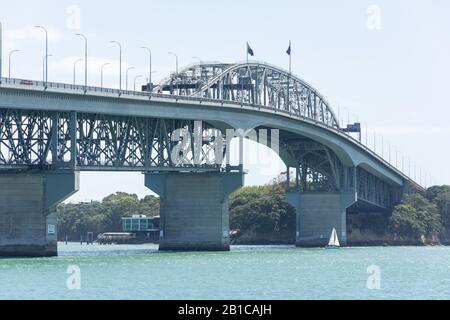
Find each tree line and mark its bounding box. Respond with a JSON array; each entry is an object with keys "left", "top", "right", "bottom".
[
  {"left": 57, "top": 181, "right": 296, "bottom": 242},
  {"left": 58, "top": 182, "right": 450, "bottom": 244},
  {"left": 389, "top": 185, "right": 450, "bottom": 242},
  {"left": 58, "top": 193, "right": 160, "bottom": 241}
]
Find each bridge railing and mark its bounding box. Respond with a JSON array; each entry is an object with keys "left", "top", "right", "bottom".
[
  {"left": 0, "top": 76, "right": 268, "bottom": 111},
  {"left": 0, "top": 77, "right": 423, "bottom": 188}
]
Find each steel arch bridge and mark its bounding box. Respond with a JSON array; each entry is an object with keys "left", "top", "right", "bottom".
[
  {"left": 0, "top": 61, "right": 421, "bottom": 202},
  {"left": 0, "top": 61, "right": 423, "bottom": 255},
  {"left": 156, "top": 61, "right": 339, "bottom": 129}
]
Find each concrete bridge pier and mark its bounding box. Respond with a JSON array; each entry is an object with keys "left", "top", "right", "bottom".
[
  {"left": 0, "top": 171, "right": 79, "bottom": 257},
  {"left": 287, "top": 191, "right": 357, "bottom": 247},
  {"left": 145, "top": 172, "right": 244, "bottom": 251}
]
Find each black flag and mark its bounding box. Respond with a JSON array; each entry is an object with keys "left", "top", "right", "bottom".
[
  {"left": 247, "top": 43, "right": 255, "bottom": 57},
  {"left": 287, "top": 42, "right": 291, "bottom": 56}
]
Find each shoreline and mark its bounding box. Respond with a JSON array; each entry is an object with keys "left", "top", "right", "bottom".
[{"left": 58, "top": 241, "right": 447, "bottom": 248}]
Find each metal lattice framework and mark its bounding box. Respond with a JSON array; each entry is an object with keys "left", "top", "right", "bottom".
[
  {"left": 0, "top": 109, "right": 226, "bottom": 171},
  {"left": 284, "top": 138, "right": 342, "bottom": 192},
  {"left": 0, "top": 108, "right": 401, "bottom": 210},
  {"left": 280, "top": 133, "right": 401, "bottom": 209},
  {"left": 156, "top": 62, "right": 340, "bottom": 128}
]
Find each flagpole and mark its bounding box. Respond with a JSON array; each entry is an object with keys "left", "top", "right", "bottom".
[
  {"left": 287, "top": 41, "right": 292, "bottom": 112},
  {"left": 289, "top": 40, "right": 292, "bottom": 74},
  {"left": 246, "top": 42, "right": 249, "bottom": 64}
]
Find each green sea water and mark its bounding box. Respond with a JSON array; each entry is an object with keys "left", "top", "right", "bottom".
[{"left": 1, "top": 243, "right": 450, "bottom": 300}]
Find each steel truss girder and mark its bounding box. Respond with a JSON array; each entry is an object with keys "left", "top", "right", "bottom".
[
  {"left": 356, "top": 167, "right": 402, "bottom": 209},
  {"left": 0, "top": 108, "right": 401, "bottom": 209},
  {"left": 283, "top": 136, "right": 400, "bottom": 209},
  {"left": 0, "top": 109, "right": 225, "bottom": 171},
  {"left": 285, "top": 138, "right": 343, "bottom": 192}
]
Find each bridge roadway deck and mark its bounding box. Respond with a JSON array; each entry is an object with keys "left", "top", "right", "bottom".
[{"left": 0, "top": 79, "right": 421, "bottom": 190}]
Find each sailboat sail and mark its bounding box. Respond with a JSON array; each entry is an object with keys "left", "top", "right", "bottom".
[{"left": 328, "top": 228, "right": 340, "bottom": 247}]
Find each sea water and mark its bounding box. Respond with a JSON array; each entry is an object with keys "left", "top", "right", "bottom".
[{"left": 0, "top": 244, "right": 449, "bottom": 300}]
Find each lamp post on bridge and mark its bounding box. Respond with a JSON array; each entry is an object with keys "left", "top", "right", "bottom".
[
  {"left": 42, "top": 54, "right": 52, "bottom": 83},
  {"left": 125, "top": 66, "right": 135, "bottom": 91},
  {"left": 168, "top": 52, "right": 179, "bottom": 75},
  {"left": 141, "top": 46, "right": 152, "bottom": 92},
  {"left": 73, "top": 58, "right": 83, "bottom": 86},
  {"left": 414, "top": 163, "right": 417, "bottom": 183},
  {"left": 363, "top": 123, "right": 367, "bottom": 147},
  {"left": 373, "top": 132, "right": 377, "bottom": 153},
  {"left": 100, "top": 62, "right": 111, "bottom": 88},
  {"left": 168, "top": 51, "right": 179, "bottom": 94},
  {"left": 8, "top": 49, "right": 20, "bottom": 79},
  {"left": 35, "top": 26, "right": 48, "bottom": 85},
  {"left": 110, "top": 40, "right": 122, "bottom": 92},
  {"left": 420, "top": 168, "right": 422, "bottom": 187},
  {"left": 388, "top": 142, "right": 391, "bottom": 164},
  {"left": 76, "top": 33, "right": 88, "bottom": 91},
  {"left": 407, "top": 157, "right": 412, "bottom": 180},
  {"left": 134, "top": 75, "right": 143, "bottom": 91},
  {"left": 402, "top": 153, "right": 405, "bottom": 174}
]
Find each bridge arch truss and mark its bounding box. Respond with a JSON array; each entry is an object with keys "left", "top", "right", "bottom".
[{"left": 157, "top": 62, "right": 340, "bottom": 129}]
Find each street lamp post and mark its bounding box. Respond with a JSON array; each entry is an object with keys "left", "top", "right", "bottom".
[
  {"left": 101, "top": 63, "right": 111, "bottom": 88},
  {"left": 168, "top": 51, "right": 179, "bottom": 94},
  {"left": 110, "top": 41, "right": 122, "bottom": 91},
  {"left": 42, "top": 54, "right": 52, "bottom": 83},
  {"left": 134, "top": 75, "right": 143, "bottom": 91},
  {"left": 76, "top": 33, "right": 88, "bottom": 90},
  {"left": 126, "top": 67, "right": 135, "bottom": 91},
  {"left": 73, "top": 58, "right": 83, "bottom": 86},
  {"left": 168, "top": 51, "right": 179, "bottom": 75},
  {"left": 8, "top": 49, "right": 20, "bottom": 79},
  {"left": 141, "top": 47, "right": 152, "bottom": 91},
  {"left": 35, "top": 26, "right": 48, "bottom": 84}
]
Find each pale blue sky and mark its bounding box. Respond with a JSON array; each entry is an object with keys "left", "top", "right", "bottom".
[{"left": 1, "top": 0, "right": 449, "bottom": 201}]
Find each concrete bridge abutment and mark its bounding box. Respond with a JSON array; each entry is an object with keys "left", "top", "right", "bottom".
[
  {"left": 287, "top": 191, "right": 357, "bottom": 247},
  {"left": 145, "top": 172, "right": 244, "bottom": 252},
  {"left": 0, "top": 171, "right": 79, "bottom": 257}
]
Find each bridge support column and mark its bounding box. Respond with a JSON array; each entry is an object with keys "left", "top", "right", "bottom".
[
  {"left": 145, "top": 172, "right": 244, "bottom": 251},
  {"left": 0, "top": 171, "right": 79, "bottom": 257},
  {"left": 287, "top": 191, "right": 357, "bottom": 247}
]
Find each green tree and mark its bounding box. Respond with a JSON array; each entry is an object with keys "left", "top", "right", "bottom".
[
  {"left": 436, "top": 191, "right": 450, "bottom": 227},
  {"left": 389, "top": 194, "right": 441, "bottom": 240},
  {"left": 101, "top": 193, "right": 140, "bottom": 231},
  {"left": 426, "top": 185, "right": 450, "bottom": 229},
  {"left": 230, "top": 183, "right": 295, "bottom": 235},
  {"left": 57, "top": 192, "right": 160, "bottom": 241},
  {"left": 139, "top": 195, "right": 160, "bottom": 217},
  {"left": 426, "top": 185, "right": 450, "bottom": 203},
  {"left": 58, "top": 201, "right": 104, "bottom": 240}
]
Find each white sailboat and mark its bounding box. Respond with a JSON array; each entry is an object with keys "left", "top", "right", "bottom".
[{"left": 326, "top": 228, "right": 340, "bottom": 249}]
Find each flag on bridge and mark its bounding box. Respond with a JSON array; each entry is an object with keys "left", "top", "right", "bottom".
[
  {"left": 247, "top": 42, "right": 255, "bottom": 57},
  {"left": 287, "top": 41, "right": 292, "bottom": 56},
  {"left": 287, "top": 41, "right": 292, "bottom": 74}
]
